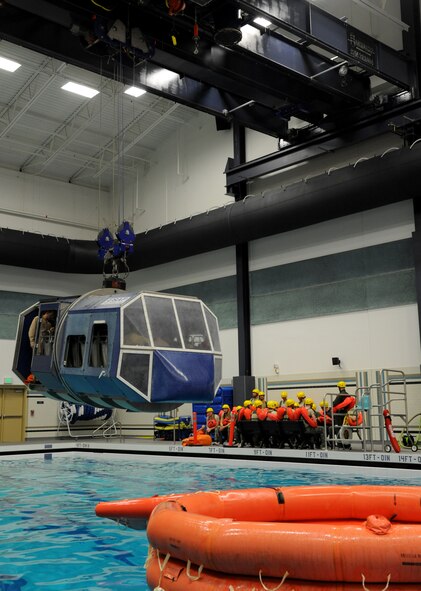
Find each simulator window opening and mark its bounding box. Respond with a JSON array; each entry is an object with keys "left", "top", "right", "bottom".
[
  {"left": 64, "top": 335, "right": 86, "bottom": 368},
  {"left": 89, "top": 323, "right": 108, "bottom": 368}
]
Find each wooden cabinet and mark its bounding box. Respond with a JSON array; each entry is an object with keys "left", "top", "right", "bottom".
[{"left": 0, "top": 386, "right": 27, "bottom": 443}]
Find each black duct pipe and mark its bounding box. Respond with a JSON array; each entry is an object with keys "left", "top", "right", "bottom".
[{"left": 0, "top": 146, "right": 419, "bottom": 274}]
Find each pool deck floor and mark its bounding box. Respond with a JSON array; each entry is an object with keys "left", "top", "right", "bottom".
[{"left": 0, "top": 436, "right": 420, "bottom": 471}]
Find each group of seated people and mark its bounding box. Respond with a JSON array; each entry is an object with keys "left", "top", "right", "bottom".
[{"left": 201, "top": 381, "right": 359, "bottom": 450}]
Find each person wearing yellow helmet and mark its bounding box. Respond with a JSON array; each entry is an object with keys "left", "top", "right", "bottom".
[
  {"left": 266, "top": 400, "right": 280, "bottom": 421},
  {"left": 284, "top": 399, "right": 299, "bottom": 421},
  {"left": 204, "top": 407, "right": 219, "bottom": 439},
  {"left": 300, "top": 396, "right": 325, "bottom": 450},
  {"left": 330, "top": 381, "right": 355, "bottom": 449},
  {"left": 238, "top": 397, "right": 263, "bottom": 447},
  {"left": 238, "top": 400, "right": 252, "bottom": 421},
  {"left": 280, "top": 391, "right": 288, "bottom": 407},
  {"left": 251, "top": 399, "right": 263, "bottom": 420},
  {"left": 251, "top": 388, "right": 260, "bottom": 405},
  {"left": 216, "top": 404, "right": 231, "bottom": 444},
  {"left": 318, "top": 400, "right": 332, "bottom": 426},
  {"left": 258, "top": 390, "right": 267, "bottom": 409},
  {"left": 297, "top": 391, "right": 306, "bottom": 406}
]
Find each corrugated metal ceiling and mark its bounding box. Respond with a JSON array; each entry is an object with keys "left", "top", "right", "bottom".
[{"left": 0, "top": 39, "right": 198, "bottom": 190}]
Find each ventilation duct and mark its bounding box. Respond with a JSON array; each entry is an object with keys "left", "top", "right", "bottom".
[{"left": 0, "top": 146, "right": 418, "bottom": 274}]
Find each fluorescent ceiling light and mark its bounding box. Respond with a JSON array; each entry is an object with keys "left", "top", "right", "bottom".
[
  {"left": 149, "top": 69, "right": 179, "bottom": 85},
  {"left": 124, "top": 86, "right": 147, "bottom": 98},
  {"left": 0, "top": 56, "right": 21, "bottom": 72},
  {"left": 61, "top": 81, "right": 99, "bottom": 98},
  {"left": 253, "top": 16, "right": 272, "bottom": 27}
]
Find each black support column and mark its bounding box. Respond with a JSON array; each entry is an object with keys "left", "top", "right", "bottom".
[
  {"left": 412, "top": 199, "right": 421, "bottom": 367},
  {"left": 232, "top": 122, "right": 255, "bottom": 405},
  {"left": 400, "top": 0, "right": 421, "bottom": 98}
]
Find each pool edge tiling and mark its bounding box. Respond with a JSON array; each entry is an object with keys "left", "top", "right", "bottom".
[{"left": 0, "top": 439, "right": 420, "bottom": 470}]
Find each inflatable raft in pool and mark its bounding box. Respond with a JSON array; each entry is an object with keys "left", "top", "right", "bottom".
[{"left": 96, "top": 485, "right": 421, "bottom": 589}]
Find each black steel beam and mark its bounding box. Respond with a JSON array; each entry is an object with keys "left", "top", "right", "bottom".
[
  {"left": 0, "top": 6, "right": 285, "bottom": 136},
  {"left": 226, "top": 98, "right": 421, "bottom": 188},
  {"left": 236, "top": 25, "right": 369, "bottom": 105},
  {"left": 1, "top": 0, "right": 370, "bottom": 132},
  {"left": 136, "top": 6, "right": 369, "bottom": 108},
  {"left": 237, "top": 0, "right": 412, "bottom": 90}
]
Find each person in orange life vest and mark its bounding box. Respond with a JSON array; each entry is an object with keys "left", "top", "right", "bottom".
[
  {"left": 232, "top": 405, "right": 243, "bottom": 445},
  {"left": 216, "top": 404, "right": 231, "bottom": 444},
  {"left": 250, "top": 399, "right": 263, "bottom": 420},
  {"left": 238, "top": 400, "right": 252, "bottom": 421},
  {"left": 277, "top": 402, "right": 287, "bottom": 421},
  {"left": 204, "top": 407, "right": 219, "bottom": 437},
  {"left": 257, "top": 391, "right": 267, "bottom": 409},
  {"left": 301, "top": 398, "right": 317, "bottom": 425},
  {"left": 300, "top": 397, "right": 325, "bottom": 449},
  {"left": 279, "top": 391, "right": 288, "bottom": 407},
  {"left": 248, "top": 399, "right": 264, "bottom": 446},
  {"left": 266, "top": 400, "right": 280, "bottom": 421},
  {"left": 318, "top": 400, "right": 332, "bottom": 426},
  {"left": 284, "top": 399, "right": 299, "bottom": 421}
]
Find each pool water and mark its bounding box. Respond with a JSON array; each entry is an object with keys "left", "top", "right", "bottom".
[{"left": 1, "top": 453, "right": 421, "bottom": 591}]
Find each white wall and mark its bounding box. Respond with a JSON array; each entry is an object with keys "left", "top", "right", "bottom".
[
  {"left": 0, "top": 166, "right": 110, "bottom": 239},
  {"left": 252, "top": 304, "right": 420, "bottom": 377},
  {"left": 125, "top": 115, "right": 234, "bottom": 233}
]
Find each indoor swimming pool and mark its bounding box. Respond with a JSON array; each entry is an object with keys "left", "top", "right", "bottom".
[{"left": 1, "top": 452, "right": 421, "bottom": 591}]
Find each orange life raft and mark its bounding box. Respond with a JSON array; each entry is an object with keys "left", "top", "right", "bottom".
[
  {"left": 96, "top": 485, "right": 421, "bottom": 587},
  {"left": 146, "top": 549, "right": 419, "bottom": 591}
]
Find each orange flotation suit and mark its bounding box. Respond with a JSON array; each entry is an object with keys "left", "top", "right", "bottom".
[
  {"left": 333, "top": 395, "right": 356, "bottom": 413},
  {"left": 277, "top": 407, "right": 286, "bottom": 421},
  {"left": 285, "top": 407, "right": 298, "bottom": 421},
  {"left": 182, "top": 433, "right": 212, "bottom": 446},
  {"left": 239, "top": 407, "right": 252, "bottom": 420},
  {"left": 318, "top": 409, "right": 332, "bottom": 426}
]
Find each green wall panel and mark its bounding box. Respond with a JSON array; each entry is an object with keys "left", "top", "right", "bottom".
[
  {"left": 0, "top": 239, "right": 416, "bottom": 340},
  {"left": 250, "top": 239, "right": 414, "bottom": 295},
  {"left": 168, "top": 239, "right": 416, "bottom": 329},
  {"left": 0, "top": 291, "right": 51, "bottom": 340},
  {"left": 251, "top": 269, "right": 416, "bottom": 325}
]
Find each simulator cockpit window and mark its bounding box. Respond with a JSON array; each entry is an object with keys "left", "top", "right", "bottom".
[
  {"left": 123, "top": 297, "right": 151, "bottom": 347},
  {"left": 204, "top": 308, "right": 221, "bottom": 352},
  {"left": 64, "top": 335, "right": 86, "bottom": 368},
  {"left": 144, "top": 296, "right": 181, "bottom": 348},
  {"left": 120, "top": 352, "right": 150, "bottom": 395},
  {"left": 174, "top": 299, "right": 211, "bottom": 351}
]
